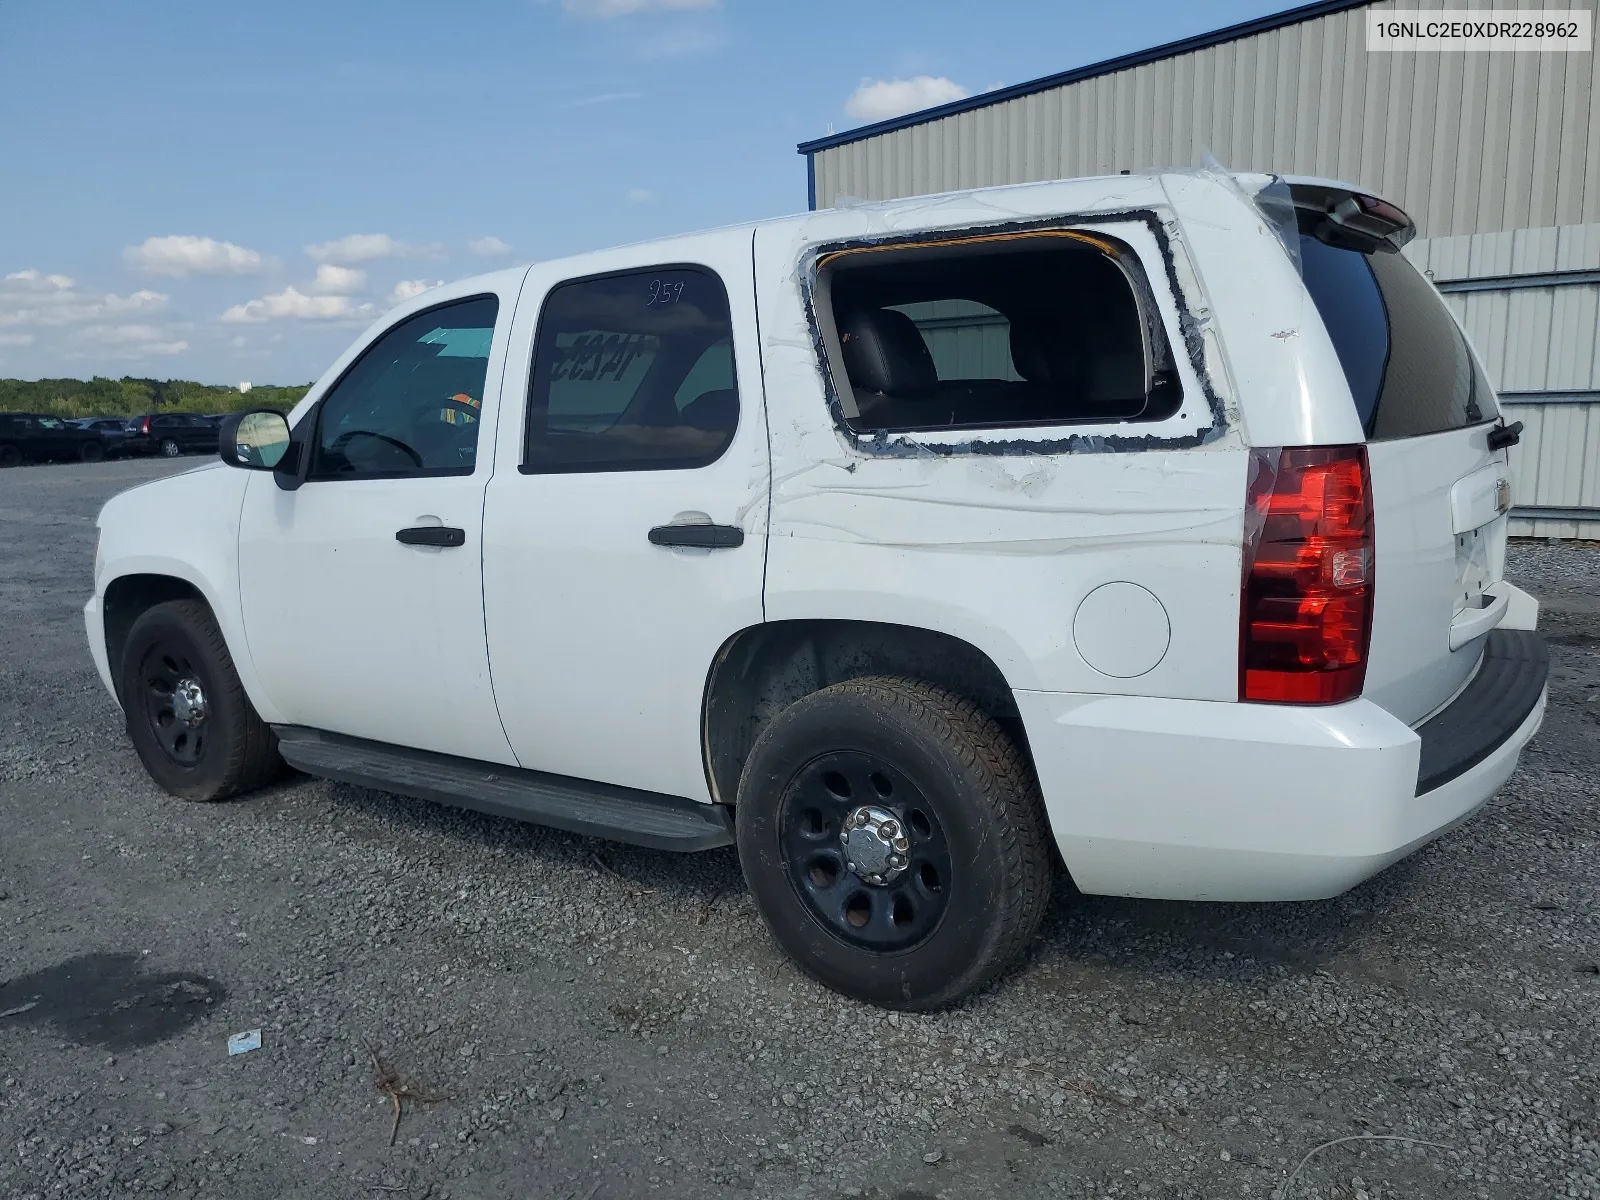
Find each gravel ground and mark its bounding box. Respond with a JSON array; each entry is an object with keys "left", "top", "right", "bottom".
[{"left": 1, "top": 456, "right": 1597, "bottom": 1200}]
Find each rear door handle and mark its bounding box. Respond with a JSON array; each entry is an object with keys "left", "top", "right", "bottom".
[
  {"left": 396, "top": 526, "right": 466, "bottom": 547},
  {"left": 647, "top": 523, "right": 744, "bottom": 549}
]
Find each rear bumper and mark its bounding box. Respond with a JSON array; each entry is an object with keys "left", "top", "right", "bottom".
[{"left": 1017, "top": 631, "right": 1548, "bottom": 902}]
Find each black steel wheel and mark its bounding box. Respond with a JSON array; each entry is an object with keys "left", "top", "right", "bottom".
[
  {"left": 778, "top": 751, "right": 952, "bottom": 953},
  {"left": 737, "top": 676, "right": 1054, "bottom": 1010},
  {"left": 0, "top": 443, "right": 20, "bottom": 468},
  {"left": 119, "top": 599, "right": 281, "bottom": 801},
  {"left": 79, "top": 440, "right": 106, "bottom": 463},
  {"left": 137, "top": 642, "right": 209, "bottom": 766}
]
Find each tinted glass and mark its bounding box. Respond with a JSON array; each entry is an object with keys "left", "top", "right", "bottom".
[
  {"left": 312, "top": 296, "right": 498, "bottom": 479},
  {"left": 825, "top": 237, "right": 1178, "bottom": 432},
  {"left": 523, "top": 267, "right": 738, "bottom": 473},
  {"left": 1297, "top": 220, "right": 1496, "bottom": 439}
]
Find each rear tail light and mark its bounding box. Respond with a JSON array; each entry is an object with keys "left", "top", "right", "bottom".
[
  {"left": 1240, "top": 446, "right": 1374, "bottom": 704},
  {"left": 139, "top": 417, "right": 151, "bottom": 434}
]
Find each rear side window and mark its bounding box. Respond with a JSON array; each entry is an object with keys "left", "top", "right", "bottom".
[
  {"left": 522, "top": 266, "right": 739, "bottom": 473},
  {"left": 819, "top": 231, "right": 1181, "bottom": 433},
  {"left": 1298, "top": 217, "right": 1496, "bottom": 439}
]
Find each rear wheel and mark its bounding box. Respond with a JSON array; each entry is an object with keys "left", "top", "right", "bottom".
[
  {"left": 736, "top": 676, "right": 1054, "bottom": 1009},
  {"left": 159, "top": 438, "right": 182, "bottom": 457},
  {"left": 119, "top": 599, "right": 281, "bottom": 801},
  {"left": 0, "top": 443, "right": 20, "bottom": 468},
  {"left": 79, "top": 440, "right": 105, "bottom": 463}
]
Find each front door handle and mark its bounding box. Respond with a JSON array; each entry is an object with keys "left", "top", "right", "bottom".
[
  {"left": 648, "top": 523, "right": 744, "bottom": 549},
  {"left": 396, "top": 525, "right": 466, "bottom": 547}
]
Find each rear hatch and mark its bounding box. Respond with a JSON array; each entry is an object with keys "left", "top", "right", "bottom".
[{"left": 1289, "top": 182, "right": 1513, "bottom": 725}]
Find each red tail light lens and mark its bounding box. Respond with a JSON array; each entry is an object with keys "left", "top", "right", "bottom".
[
  {"left": 1240, "top": 446, "right": 1374, "bottom": 704},
  {"left": 140, "top": 416, "right": 151, "bottom": 434}
]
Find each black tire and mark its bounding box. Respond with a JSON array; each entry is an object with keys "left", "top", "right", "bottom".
[
  {"left": 80, "top": 440, "right": 105, "bottom": 464},
  {"left": 736, "top": 676, "right": 1053, "bottom": 1010},
  {"left": 119, "top": 599, "right": 281, "bottom": 801},
  {"left": 159, "top": 438, "right": 182, "bottom": 457},
  {"left": 0, "top": 443, "right": 20, "bottom": 468}
]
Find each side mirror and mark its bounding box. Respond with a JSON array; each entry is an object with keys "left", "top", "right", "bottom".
[{"left": 218, "top": 410, "right": 291, "bottom": 470}]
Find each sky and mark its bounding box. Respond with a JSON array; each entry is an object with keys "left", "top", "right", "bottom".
[{"left": 0, "top": 0, "right": 1291, "bottom": 386}]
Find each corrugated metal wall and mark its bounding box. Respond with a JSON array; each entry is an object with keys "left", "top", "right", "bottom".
[
  {"left": 1407, "top": 223, "right": 1600, "bottom": 537},
  {"left": 897, "top": 301, "right": 1018, "bottom": 380},
  {"left": 812, "top": 0, "right": 1599, "bottom": 242}
]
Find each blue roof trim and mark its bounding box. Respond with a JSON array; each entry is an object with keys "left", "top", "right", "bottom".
[{"left": 797, "top": 0, "right": 1377, "bottom": 156}]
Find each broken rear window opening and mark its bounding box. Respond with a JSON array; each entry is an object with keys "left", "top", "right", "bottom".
[
  {"left": 816, "top": 231, "right": 1184, "bottom": 435},
  {"left": 1294, "top": 206, "right": 1498, "bottom": 441}
]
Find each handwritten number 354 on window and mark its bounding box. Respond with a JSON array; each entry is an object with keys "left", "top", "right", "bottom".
[{"left": 647, "top": 279, "right": 685, "bottom": 306}]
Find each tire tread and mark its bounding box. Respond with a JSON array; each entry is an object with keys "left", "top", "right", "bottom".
[{"left": 123, "top": 599, "right": 280, "bottom": 801}]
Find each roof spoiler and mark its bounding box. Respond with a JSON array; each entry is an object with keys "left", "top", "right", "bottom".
[{"left": 1280, "top": 177, "right": 1416, "bottom": 254}]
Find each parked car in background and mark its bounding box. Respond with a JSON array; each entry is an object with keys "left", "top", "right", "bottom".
[
  {"left": 126, "top": 412, "right": 223, "bottom": 457},
  {"left": 75, "top": 417, "right": 144, "bottom": 458},
  {"left": 0, "top": 412, "right": 110, "bottom": 466}
]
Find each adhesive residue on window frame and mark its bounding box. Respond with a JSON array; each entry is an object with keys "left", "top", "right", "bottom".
[{"left": 798, "top": 208, "right": 1227, "bottom": 458}]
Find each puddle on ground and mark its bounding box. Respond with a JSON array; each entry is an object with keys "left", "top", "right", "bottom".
[{"left": 0, "top": 952, "right": 226, "bottom": 1049}]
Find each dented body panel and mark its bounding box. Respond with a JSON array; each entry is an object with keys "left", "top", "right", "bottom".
[{"left": 86, "top": 170, "right": 1545, "bottom": 906}]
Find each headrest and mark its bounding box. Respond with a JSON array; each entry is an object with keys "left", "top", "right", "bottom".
[
  {"left": 1009, "top": 318, "right": 1076, "bottom": 384},
  {"left": 838, "top": 308, "right": 937, "bottom": 395},
  {"left": 679, "top": 388, "right": 738, "bottom": 433}
]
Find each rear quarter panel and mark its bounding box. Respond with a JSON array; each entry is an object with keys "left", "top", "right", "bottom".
[{"left": 753, "top": 182, "right": 1254, "bottom": 701}]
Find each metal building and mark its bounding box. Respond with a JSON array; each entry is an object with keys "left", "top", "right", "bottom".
[{"left": 797, "top": 0, "right": 1600, "bottom": 536}]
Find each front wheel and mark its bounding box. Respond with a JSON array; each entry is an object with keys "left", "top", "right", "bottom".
[
  {"left": 80, "top": 440, "right": 105, "bottom": 463},
  {"left": 736, "top": 676, "right": 1054, "bottom": 1010},
  {"left": 119, "top": 599, "right": 281, "bottom": 801},
  {"left": 159, "top": 438, "right": 182, "bottom": 457},
  {"left": 0, "top": 443, "right": 20, "bottom": 468}
]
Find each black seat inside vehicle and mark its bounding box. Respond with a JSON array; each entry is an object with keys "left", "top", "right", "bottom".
[
  {"left": 679, "top": 388, "right": 739, "bottom": 433},
  {"left": 837, "top": 308, "right": 959, "bottom": 426},
  {"left": 838, "top": 308, "right": 937, "bottom": 395}
]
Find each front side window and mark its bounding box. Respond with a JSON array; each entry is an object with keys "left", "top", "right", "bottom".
[
  {"left": 821, "top": 231, "right": 1181, "bottom": 433},
  {"left": 311, "top": 295, "right": 499, "bottom": 480},
  {"left": 523, "top": 266, "right": 739, "bottom": 473}
]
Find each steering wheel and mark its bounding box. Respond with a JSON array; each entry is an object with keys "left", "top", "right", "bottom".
[
  {"left": 329, "top": 428, "right": 423, "bottom": 469},
  {"left": 434, "top": 397, "right": 481, "bottom": 425}
]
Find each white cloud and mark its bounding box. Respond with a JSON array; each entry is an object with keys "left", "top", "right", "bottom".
[
  {"left": 81, "top": 324, "right": 189, "bottom": 356},
  {"left": 304, "top": 233, "right": 422, "bottom": 265},
  {"left": 626, "top": 188, "right": 656, "bottom": 204},
  {"left": 388, "top": 279, "right": 443, "bottom": 306},
  {"left": 310, "top": 264, "right": 367, "bottom": 294},
  {"left": 844, "top": 76, "right": 967, "bottom": 123},
  {"left": 0, "top": 332, "right": 33, "bottom": 347},
  {"left": 123, "top": 235, "right": 266, "bottom": 277},
  {"left": 0, "top": 270, "right": 167, "bottom": 328},
  {"left": 3, "top": 269, "right": 75, "bottom": 292},
  {"left": 560, "top": 0, "right": 717, "bottom": 16},
  {"left": 467, "top": 236, "right": 512, "bottom": 257},
  {"left": 220, "top": 286, "right": 372, "bottom": 324},
  {"left": 559, "top": 90, "right": 644, "bottom": 110}
]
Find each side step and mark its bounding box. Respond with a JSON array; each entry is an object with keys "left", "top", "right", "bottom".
[{"left": 272, "top": 726, "right": 734, "bottom": 853}]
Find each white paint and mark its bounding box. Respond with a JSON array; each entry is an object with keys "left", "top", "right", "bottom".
[
  {"left": 480, "top": 230, "right": 769, "bottom": 801},
  {"left": 85, "top": 172, "right": 1545, "bottom": 907},
  {"left": 1072, "top": 582, "right": 1171, "bottom": 679},
  {"left": 234, "top": 268, "right": 527, "bottom": 764},
  {"left": 1017, "top": 686, "right": 1544, "bottom": 901}
]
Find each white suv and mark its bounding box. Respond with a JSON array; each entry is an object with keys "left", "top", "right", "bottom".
[{"left": 86, "top": 172, "right": 1547, "bottom": 1009}]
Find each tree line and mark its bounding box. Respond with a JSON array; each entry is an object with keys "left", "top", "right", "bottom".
[{"left": 0, "top": 376, "right": 311, "bottom": 420}]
